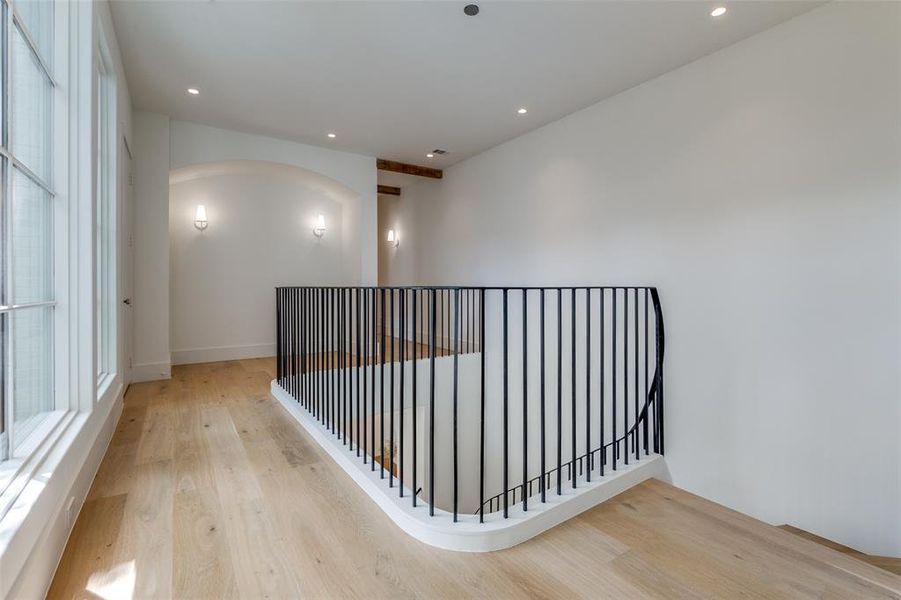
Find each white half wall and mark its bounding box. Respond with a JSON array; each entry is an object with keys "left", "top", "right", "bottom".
[
  {"left": 379, "top": 2, "right": 901, "bottom": 556},
  {"left": 272, "top": 378, "right": 664, "bottom": 553}
]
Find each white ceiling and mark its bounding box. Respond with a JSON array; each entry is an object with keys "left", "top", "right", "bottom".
[{"left": 110, "top": 1, "right": 820, "bottom": 168}]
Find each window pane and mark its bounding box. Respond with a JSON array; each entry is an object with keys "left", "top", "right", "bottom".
[
  {"left": 1, "top": 313, "right": 6, "bottom": 458},
  {"left": 0, "top": 3, "right": 5, "bottom": 146},
  {"left": 12, "top": 168, "right": 52, "bottom": 304},
  {"left": 12, "top": 306, "right": 53, "bottom": 444},
  {"left": 11, "top": 23, "right": 52, "bottom": 183},
  {"left": 14, "top": 0, "right": 52, "bottom": 67},
  {"left": 1, "top": 158, "right": 6, "bottom": 307}
]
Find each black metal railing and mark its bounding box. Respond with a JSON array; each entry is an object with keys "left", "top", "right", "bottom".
[{"left": 275, "top": 286, "right": 664, "bottom": 522}]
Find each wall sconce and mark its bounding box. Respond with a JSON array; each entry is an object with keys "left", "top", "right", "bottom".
[
  {"left": 313, "top": 213, "right": 326, "bottom": 238},
  {"left": 387, "top": 229, "right": 399, "bottom": 248},
  {"left": 194, "top": 205, "right": 208, "bottom": 231}
]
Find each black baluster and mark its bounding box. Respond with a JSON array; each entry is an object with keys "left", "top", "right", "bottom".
[
  {"left": 453, "top": 288, "right": 460, "bottom": 522},
  {"left": 363, "top": 290, "right": 368, "bottom": 462},
  {"left": 356, "top": 288, "right": 361, "bottom": 456},
  {"left": 557, "top": 288, "right": 562, "bottom": 495},
  {"left": 585, "top": 288, "right": 591, "bottom": 481},
  {"left": 399, "top": 289, "right": 406, "bottom": 496},
  {"left": 612, "top": 289, "right": 618, "bottom": 469},
  {"left": 285, "top": 288, "right": 289, "bottom": 390},
  {"left": 292, "top": 288, "right": 296, "bottom": 398},
  {"left": 332, "top": 288, "right": 337, "bottom": 433},
  {"left": 321, "top": 288, "right": 332, "bottom": 429},
  {"left": 380, "top": 288, "right": 386, "bottom": 478},
  {"left": 342, "top": 289, "right": 346, "bottom": 434},
  {"left": 371, "top": 288, "right": 377, "bottom": 471},
  {"left": 652, "top": 288, "right": 665, "bottom": 454},
  {"left": 412, "top": 289, "right": 418, "bottom": 507},
  {"left": 600, "top": 288, "right": 605, "bottom": 476},
  {"left": 303, "top": 289, "right": 307, "bottom": 406},
  {"left": 429, "top": 289, "right": 437, "bottom": 516},
  {"left": 634, "top": 288, "right": 639, "bottom": 461},
  {"left": 644, "top": 288, "right": 649, "bottom": 455},
  {"left": 522, "top": 289, "right": 528, "bottom": 511},
  {"left": 503, "top": 289, "right": 509, "bottom": 518},
  {"left": 624, "top": 289, "right": 629, "bottom": 466},
  {"left": 297, "top": 288, "right": 307, "bottom": 406},
  {"left": 314, "top": 289, "right": 319, "bottom": 417},
  {"left": 571, "top": 288, "right": 577, "bottom": 489},
  {"left": 479, "top": 288, "right": 486, "bottom": 522},
  {"left": 321, "top": 288, "right": 325, "bottom": 421},
  {"left": 389, "top": 289, "right": 395, "bottom": 487},
  {"left": 302, "top": 289, "right": 306, "bottom": 408},
  {"left": 465, "top": 288, "right": 470, "bottom": 354},
  {"left": 540, "top": 289, "right": 546, "bottom": 503},
  {"left": 329, "top": 288, "right": 333, "bottom": 428},
  {"left": 277, "top": 289, "right": 282, "bottom": 384}
]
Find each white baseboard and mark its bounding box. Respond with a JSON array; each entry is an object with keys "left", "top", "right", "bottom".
[
  {"left": 131, "top": 360, "right": 171, "bottom": 382},
  {"left": 2, "top": 383, "right": 125, "bottom": 599},
  {"left": 271, "top": 379, "right": 664, "bottom": 552},
  {"left": 171, "top": 342, "right": 275, "bottom": 365}
]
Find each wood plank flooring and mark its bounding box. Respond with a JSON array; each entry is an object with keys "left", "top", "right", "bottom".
[
  {"left": 49, "top": 359, "right": 901, "bottom": 599},
  {"left": 779, "top": 525, "right": 901, "bottom": 577}
]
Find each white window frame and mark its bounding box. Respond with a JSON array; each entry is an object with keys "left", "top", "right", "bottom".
[
  {"left": 0, "top": 0, "right": 64, "bottom": 467},
  {"left": 0, "top": 0, "right": 84, "bottom": 520},
  {"left": 0, "top": 4, "right": 125, "bottom": 593},
  {"left": 94, "top": 34, "right": 116, "bottom": 395}
]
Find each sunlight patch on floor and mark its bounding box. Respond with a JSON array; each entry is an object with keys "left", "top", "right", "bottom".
[{"left": 86, "top": 560, "right": 135, "bottom": 600}]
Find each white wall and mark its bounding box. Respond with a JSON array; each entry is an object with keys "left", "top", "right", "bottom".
[
  {"left": 378, "top": 189, "right": 429, "bottom": 286},
  {"left": 169, "top": 120, "right": 378, "bottom": 286},
  {"left": 132, "top": 111, "right": 171, "bottom": 381},
  {"left": 380, "top": 2, "right": 901, "bottom": 556},
  {"left": 169, "top": 162, "right": 358, "bottom": 364},
  {"left": 131, "top": 119, "right": 378, "bottom": 376}
]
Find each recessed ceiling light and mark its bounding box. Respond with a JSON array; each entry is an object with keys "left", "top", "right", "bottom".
[
  {"left": 517, "top": 107, "right": 528, "bottom": 115},
  {"left": 187, "top": 87, "right": 200, "bottom": 95},
  {"left": 426, "top": 153, "right": 434, "bottom": 158},
  {"left": 327, "top": 133, "right": 336, "bottom": 139},
  {"left": 710, "top": 6, "right": 727, "bottom": 17}
]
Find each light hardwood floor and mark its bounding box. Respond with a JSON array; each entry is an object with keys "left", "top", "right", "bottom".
[
  {"left": 778, "top": 525, "right": 901, "bottom": 577},
  {"left": 48, "top": 359, "right": 901, "bottom": 599}
]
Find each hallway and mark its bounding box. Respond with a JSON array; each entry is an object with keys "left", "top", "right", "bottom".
[{"left": 48, "top": 360, "right": 900, "bottom": 599}]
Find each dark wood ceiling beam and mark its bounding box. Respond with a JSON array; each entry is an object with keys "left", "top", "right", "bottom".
[
  {"left": 377, "top": 158, "right": 443, "bottom": 179},
  {"left": 377, "top": 184, "right": 401, "bottom": 196}
]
